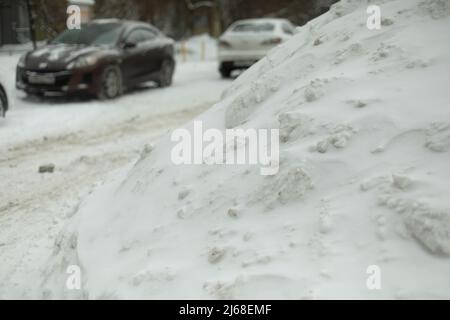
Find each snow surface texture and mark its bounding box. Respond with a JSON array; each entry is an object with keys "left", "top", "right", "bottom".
[{"left": 44, "top": 0, "right": 450, "bottom": 299}]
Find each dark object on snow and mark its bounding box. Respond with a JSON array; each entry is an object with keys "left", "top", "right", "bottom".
[
  {"left": 0, "top": 83, "right": 8, "bottom": 118},
  {"left": 16, "top": 19, "right": 175, "bottom": 100},
  {"left": 39, "top": 164, "right": 55, "bottom": 174}
]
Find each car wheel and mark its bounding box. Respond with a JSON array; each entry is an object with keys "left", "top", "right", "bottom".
[
  {"left": 0, "top": 86, "right": 8, "bottom": 118},
  {"left": 157, "top": 59, "right": 174, "bottom": 88},
  {"left": 219, "top": 63, "right": 232, "bottom": 79},
  {"left": 97, "top": 65, "right": 123, "bottom": 100}
]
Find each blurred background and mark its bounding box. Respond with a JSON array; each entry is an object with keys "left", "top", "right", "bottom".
[{"left": 0, "top": 0, "right": 338, "bottom": 46}]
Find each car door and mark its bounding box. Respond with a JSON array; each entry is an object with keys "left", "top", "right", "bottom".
[
  {"left": 139, "top": 28, "right": 163, "bottom": 76},
  {"left": 121, "top": 28, "right": 146, "bottom": 82}
]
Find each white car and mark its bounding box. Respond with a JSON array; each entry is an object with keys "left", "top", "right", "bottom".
[{"left": 218, "top": 18, "right": 296, "bottom": 78}]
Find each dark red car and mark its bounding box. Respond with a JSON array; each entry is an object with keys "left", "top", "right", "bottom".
[{"left": 16, "top": 19, "right": 176, "bottom": 99}]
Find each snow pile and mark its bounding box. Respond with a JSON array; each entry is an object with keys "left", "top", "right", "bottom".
[{"left": 44, "top": 0, "right": 450, "bottom": 299}]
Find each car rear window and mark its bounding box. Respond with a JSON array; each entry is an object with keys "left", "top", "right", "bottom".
[{"left": 231, "top": 22, "right": 275, "bottom": 33}]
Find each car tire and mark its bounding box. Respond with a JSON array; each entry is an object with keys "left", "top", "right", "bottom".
[
  {"left": 0, "top": 85, "right": 8, "bottom": 118},
  {"left": 97, "top": 65, "right": 123, "bottom": 100},
  {"left": 219, "top": 63, "right": 232, "bottom": 79},
  {"left": 157, "top": 59, "right": 174, "bottom": 88}
]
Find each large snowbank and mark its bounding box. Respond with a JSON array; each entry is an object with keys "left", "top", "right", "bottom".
[{"left": 44, "top": 0, "right": 450, "bottom": 299}]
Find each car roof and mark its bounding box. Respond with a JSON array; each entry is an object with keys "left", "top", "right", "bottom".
[
  {"left": 232, "top": 18, "right": 290, "bottom": 25},
  {"left": 88, "top": 18, "right": 122, "bottom": 25},
  {"left": 88, "top": 19, "right": 160, "bottom": 33}
]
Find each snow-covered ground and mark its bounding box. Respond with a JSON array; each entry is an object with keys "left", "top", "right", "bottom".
[
  {"left": 0, "top": 47, "right": 230, "bottom": 298},
  {"left": 3, "top": 0, "right": 450, "bottom": 300}
]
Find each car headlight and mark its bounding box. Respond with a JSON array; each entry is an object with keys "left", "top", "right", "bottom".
[
  {"left": 68, "top": 54, "right": 101, "bottom": 70},
  {"left": 17, "top": 54, "right": 27, "bottom": 68}
]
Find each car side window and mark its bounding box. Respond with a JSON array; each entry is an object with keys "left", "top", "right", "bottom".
[
  {"left": 140, "top": 29, "right": 158, "bottom": 41},
  {"left": 282, "top": 23, "right": 295, "bottom": 35},
  {"left": 126, "top": 30, "right": 144, "bottom": 45}
]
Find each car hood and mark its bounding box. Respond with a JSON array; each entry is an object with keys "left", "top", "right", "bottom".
[{"left": 24, "top": 44, "right": 114, "bottom": 70}]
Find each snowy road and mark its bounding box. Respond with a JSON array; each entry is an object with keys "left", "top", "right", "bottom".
[{"left": 0, "top": 58, "right": 229, "bottom": 298}]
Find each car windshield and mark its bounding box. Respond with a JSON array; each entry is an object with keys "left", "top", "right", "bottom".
[
  {"left": 232, "top": 22, "right": 275, "bottom": 33},
  {"left": 51, "top": 23, "right": 122, "bottom": 46}
]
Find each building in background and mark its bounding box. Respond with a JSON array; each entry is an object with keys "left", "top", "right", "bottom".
[
  {"left": 68, "top": 0, "right": 95, "bottom": 23},
  {"left": 0, "top": 0, "right": 30, "bottom": 46}
]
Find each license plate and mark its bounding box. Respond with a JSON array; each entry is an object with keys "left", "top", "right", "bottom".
[{"left": 28, "top": 73, "right": 55, "bottom": 85}]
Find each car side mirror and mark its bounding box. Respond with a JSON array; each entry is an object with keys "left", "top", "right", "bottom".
[{"left": 123, "top": 41, "right": 137, "bottom": 49}]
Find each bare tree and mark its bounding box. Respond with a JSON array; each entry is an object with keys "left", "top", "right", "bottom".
[{"left": 91, "top": 0, "right": 338, "bottom": 39}]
